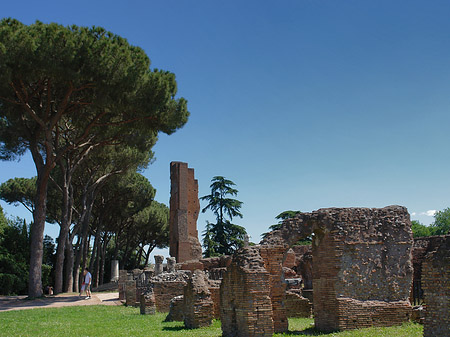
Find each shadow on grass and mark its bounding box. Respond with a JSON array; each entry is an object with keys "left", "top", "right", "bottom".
[
  {"left": 280, "top": 327, "right": 337, "bottom": 336},
  {"left": 162, "top": 326, "right": 187, "bottom": 331}
]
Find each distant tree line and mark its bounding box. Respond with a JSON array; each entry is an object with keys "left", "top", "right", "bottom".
[
  {"left": 412, "top": 208, "right": 450, "bottom": 238},
  {"left": 0, "top": 19, "right": 189, "bottom": 297}
]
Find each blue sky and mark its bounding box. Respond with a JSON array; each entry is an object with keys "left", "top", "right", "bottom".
[{"left": 1, "top": 1, "right": 449, "bottom": 258}]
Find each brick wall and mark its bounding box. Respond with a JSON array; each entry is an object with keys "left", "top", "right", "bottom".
[
  {"left": 260, "top": 245, "right": 289, "bottom": 333},
  {"left": 169, "top": 162, "right": 202, "bottom": 263},
  {"left": 183, "top": 270, "right": 213, "bottom": 328},
  {"left": 153, "top": 281, "right": 186, "bottom": 312},
  {"left": 285, "top": 291, "right": 312, "bottom": 318},
  {"left": 422, "top": 235, "right": 450, "bottom": 337},
  {"left": 220, "top": 246, "right": 274, "bottom": 337},
  {"left": 261, "top": 205, "right": 413, "bottom": 332}
]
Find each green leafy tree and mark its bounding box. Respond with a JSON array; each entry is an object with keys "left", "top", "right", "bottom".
[
  {"left": 0, "top": 19, "right": 188, "bottom": 297},
  {"left": 200, "top": 176, "right": 246, "bottom": 257},
  {"left": 261, "top": 210, "right": 301, "bottom": 238},
  {"left": 431, "top": 208, "right": 450, "bottom": 235},
  {"left": 0, "top": 205, "right": 7, "bottom": 235},
  {"left": 0, "top": 217, "right": 29, "bottom": 295},
  {"left": 411, "top": 220, "right": 433, "bottom": 238}
]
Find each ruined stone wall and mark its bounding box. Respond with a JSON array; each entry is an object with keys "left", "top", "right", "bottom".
[
  {"left": 118, "top": 270, "right": 128, "bottom": 301},
  {"left": 165, "top": 295, "right": 184, "bottom": 321},
  {"left": 422, "top": 235, "right": 450, "bottom": 337},
  {"left": 285, "top": 291, "right": 312, "bottom": 318},
  {"left": 169, "top": 162, "right": 202, "bottom": 263},
  {"left": 183, "top": 270, "right": 214, "bottom": 329},
  {"left": 262, "top": 206, "right": 413, "bottom": 332},
  {"left": 260, "top": 245, "right": 289, "bottom": 333},
  {"left": 220, "top": 246, "right": 274, "bottom": 337},
  {"left": 412, "top": 236, "right": 447, "bottom": 298},
  {"left": 150, "top": 271, "right": 190, "bottom": 312},
  {"left": 292, "top": 245, "right": 313, "bottom": 289}
]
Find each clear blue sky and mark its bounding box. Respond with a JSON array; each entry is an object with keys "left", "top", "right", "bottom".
[{"left": 1, "top": 1, "right": 449, "bottom": 258}]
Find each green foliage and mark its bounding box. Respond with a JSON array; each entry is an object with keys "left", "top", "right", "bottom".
[
  {"left": 0, "top": 205, "right": 7, "bottom": 235},
  {"left": 0, "top": 177, "right": 36, "bottom": 213},
  {"left": 261, "top": 210, "right": 311, "bottom": 245},
  {"left": 0, "top": 217, "right": 29, "bottom": 295},
  {"left": 201, "top": 177, "right": 246, "bottom": 257},
  {"left": 0, "top": 217, "right": 55, "bottom": 295},
  {"left": 411, "top": 220, "right": 433, "bottom": 238},
  {"left": 430, "top": 208, "right": 450, "bottom": 235}
]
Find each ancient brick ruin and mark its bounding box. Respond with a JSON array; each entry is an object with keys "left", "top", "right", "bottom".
[
  {"left": 220, "top": 206, "right": 414, "bottom": 334},
  {"left": 169, "top": 162, "right": 202, "bottom": 263},
  {"left": 422, "top": 235, "right": 450, "bottom": 337},
  {"left": 220, "top": 246, "right": 274, "bottom": 337},
  {"left": 183, "top": 270, "right": 214, "bottom": 328}
]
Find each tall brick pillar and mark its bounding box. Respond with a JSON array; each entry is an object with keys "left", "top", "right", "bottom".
[{"left": 169, "top": 162, "right": 202, "bottom": 263}]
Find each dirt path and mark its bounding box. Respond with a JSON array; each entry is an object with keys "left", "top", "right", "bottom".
[{"left": 0, "top": 292, "right": 121, "bottom": 312}]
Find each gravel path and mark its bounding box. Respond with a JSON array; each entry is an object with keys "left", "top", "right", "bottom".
[{"left": 0, "top": 292, "right": 121, "bottom": 312}]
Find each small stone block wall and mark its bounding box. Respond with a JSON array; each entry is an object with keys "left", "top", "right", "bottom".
[
  {"left": 422, "top": 235, "right": 450, "bottom": 337},
  {"left": 118, "top": 270, "right": 127, "bottom": 301},
  {"left": 153, "top": 281, "right": 186, "bottom": 312},
  {"left": 209, "top": 286, "right": 221, "bottom": 319},
  {"left": 220, "top": 246, "right": 274, "bottom": 337},
  {"left": 183, "top": 270, "right": 213, "bottom": 329},
  {"left": 165, "top": 295, "right": 184, "bottom": 322},
  {"left": 285, "top": 291, "right": 312, "bottom": 318},
  {"left": 140, "top": 291, "right": 156, "bottom": 315}
]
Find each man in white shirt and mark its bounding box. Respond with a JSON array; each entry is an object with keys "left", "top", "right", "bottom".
[{"left": 79, "top": 268, "right": 92, "bottom": 299}]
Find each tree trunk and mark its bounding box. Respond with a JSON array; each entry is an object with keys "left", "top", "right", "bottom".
[
  {"left": 64, "top": 236, "right": 74, "bottom": 292},
  {"left": 73, "top": 235, "right": 82, "bottom": 293},
  {"left": 54, "top": 165, "right": 73, "bottom": 294},
  {"left": 28, "top": 158, "right": 53, "bottom": 298}
]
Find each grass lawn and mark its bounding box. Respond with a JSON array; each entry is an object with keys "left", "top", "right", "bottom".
[{"left": 0, "top": 305, "right": 423, "bottom": 336}]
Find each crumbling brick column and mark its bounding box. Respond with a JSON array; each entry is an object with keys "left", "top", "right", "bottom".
[
  {"left": 140, "top": 289, "right": 156, "bottom": 315},
  {"left": 220, "top": 246, "right": 274, "bottom": 337},
  {"left": 422, "top": 235, "right": 450, "bottom": 337},
  {"left": 118, "top": 270, "right": 128, "bottom": 301},
  {"left": 260, "top": 245, "right": 289, "bottom": 333},
  {"left": 183, "top": 270, "right": 214, "bottom": 329},
  {"left": 169, "top": 162, "right": 202, "bottom": 262},
  {"left": 125, "top": 280, "right": 137, "bottom": 307}
]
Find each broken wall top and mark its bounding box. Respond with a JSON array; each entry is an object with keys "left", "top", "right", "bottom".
[{"left": 261, "top": 205, "right": 412, "bottom": 247}]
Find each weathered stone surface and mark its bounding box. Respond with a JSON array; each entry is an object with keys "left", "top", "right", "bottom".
[
  {"left": 165, "top": 295, "right": 184, "bottom": 321},
  {"left": 169, "top": 162, "right": 202, "bottom": 263},
  {"left": 285, "top": 291, "right": 312, "bottom": 318},
  {"left": 125, "top": 280, "right": 137, "bottom": 307},
  {"left": 166, "top": 257, "right": 176, "bottom": 273},
  {"left": 118, "top": 270, "right": 128, "bottom": 301},
  {"left": 292, "top": 245, "right": 313, "bottom": 289},
  {"left": 154, "top": 255, "right": 164, "bottom": 276},
  {"left": 140, "top": 289, "right": 156, "bottom": 315},
  {"left": 220, "top": 246, "right": 274, "bottom": 337},
  {"left": 183, "top": 270, "right": 214, "bottom": 329},
  {"left": 151, "top": 271, "right": 190, "bottom": 312},
  {"left": 422, "top": 235, "right": 450, "bottom": 337},
  {"left": 261, "top": 206, "right": 413, "bottom": 332}
]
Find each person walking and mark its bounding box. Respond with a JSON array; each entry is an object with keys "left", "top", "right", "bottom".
[{"left": 79, "top": 268, "right": 92, "bottom": 299}]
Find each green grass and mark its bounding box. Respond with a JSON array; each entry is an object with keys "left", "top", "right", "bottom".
[{"left": 0, "top": 305, "right": 423, "bottom": 337}]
